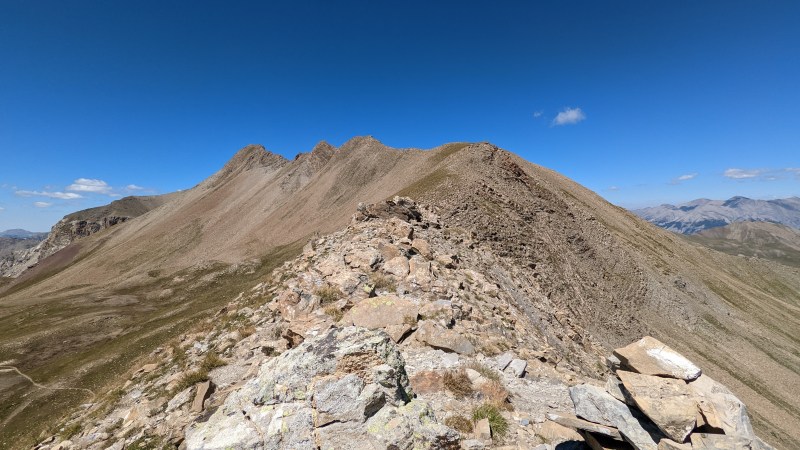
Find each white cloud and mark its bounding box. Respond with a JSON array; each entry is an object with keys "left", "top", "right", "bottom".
[
  {"left": 533, "top": 110, "right": 543, "bottom": 118},
  {"left": 0, "top": 206, "right": 5, "bottom": 211},
  {"left": 724, "top": 168, "right": 763, "bottom": 179},
  {"left": 67, "top": 178, "right": 112, "bottom": 194},
  {"left": 677, "top": 173, "right": 697, "bottom": 181},
  {"left": 786, "top": 168, "right": 800, "bottom": 178},
  {"left": 126, "top": 184, "right": 144, "bottom": 191},
  {"left": 607, "top": 186, "right": 620, "bottom": 191},
  {"left": 33, "top": 201, "right": 52, "bottom": 208},
  {"left": 16, "top": 190, "right": 83, "bottom": 199},
  {"left": 552, "top": 107, "right": 586, "bottom": 126}
]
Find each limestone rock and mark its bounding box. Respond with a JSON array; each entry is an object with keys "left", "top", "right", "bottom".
[
  {"left": 657, "top": 439, "right": 692, "bottom": 450},
  {"left": 191, "top": 380, "right": 212, "bottom": 412},
  {"left": 508, "top": 358, "right": 527, "bottom": 378},
  {"left": 415, "top": 321, "right": 475, "bottom": 355},
  {"left": 616, "top": 371, "right": 696, "bottom": 442},
  {"left": 569, "top": 384, "right": 662, "bottom": 450},
  {"left": 546, "top": 412, "right": 622, "bottom": 440},
  {"left": 344, "top": 295, "right": 419, "bottom": 330},
  {"left": 687, "top": 374, "right": 755, "bottom": 439},
  {"left": 383, "top": 256, "right": 410, "bottom": 277},
  {"left": 475, "top": 418, "right": 491, "bottom": 440},
  {"left": 494, "top": 352, "right": 514, "bottom": 371},
  {"left": 184, "top": 327, "right": 457, "bottom": 450},
  {"left": 689, "top": 433, "right": 772, "bottom": 449},
  {"left": 613, "top": 337, "right": 701, "bottom": 381},
  {"left": 412, "top": 238, "right": 433, "bottom": 259}
]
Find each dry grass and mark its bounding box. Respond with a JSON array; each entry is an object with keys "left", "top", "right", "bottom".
[
  {"left": 443, "top": 368, "right": 474, "bottom": 398},
  {"left": 324, "top": 305, "right": 344, "bottom": 322},
  {"left": 315, "top": 285, "right": 342, "bottom": 305},
  {"left": 480, "top": 380, "right": 511, "bottom": 410},
  {"left": 444, "top": 415, "right": 473, "bottom": 434},
  {"left": 370, "top": 272, "right": 396, "bottom": 292},
  {"left": 467, "top": 361, "right": 501, "bottom": 382}
]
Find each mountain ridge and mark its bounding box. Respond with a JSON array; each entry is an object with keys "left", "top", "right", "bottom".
[{"left": 0, "top": 138, "right": 798, "bottom": 448}]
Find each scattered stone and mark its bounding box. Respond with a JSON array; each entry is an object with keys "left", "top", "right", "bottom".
[
  {"left": 383, "top": 256, "right": 410, "bottom": 277},
  {"left": 546, "top": 412, "right": 622, "bottom": 440},
  {"left": 191, "top": 380, "right": 212, "bottom": 413},
  {"left": 494, "top": 352, "right": 514, "bottom": 371},
  {"left": 616, "top": 371, "right": 696, "bottom": 442},
  {"left": 344, "top": 295, "right": 419, "bottom": 330},
  {"left": 475, "top": 418, "right": 492, "bottom": 440},
  {"left": 569, "top": 384, "right": 661, "bottom": 450},
  {"left": 508, "top": 358, "right": 527, "bottom": 378},
  {"left": 688, "top": 374, "right": 755, "bottom": 439},
  {"left": 613, "top": 337, "right": 701, "bottom": 381},
  {"left": 415, "top": 321, "right": 475, "bottom": 355},
  {"left": 412, "top": 238, "right": 433, "bottom": 259},
  {"left": 166, "top": 387, "right": 193, "bottom": 412},
  {"left": 657, "top": 438, "right": 692, "bottom": 450}
]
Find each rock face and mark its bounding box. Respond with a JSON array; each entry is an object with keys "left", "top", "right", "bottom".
[
  {"left": 613, "top": 337, "right": 701, "bottom": 381},
  {"left": 554, "top": 336, "right": 774, "bottom": 450},
  {"left": 184, "top": 326, "right": 458, "bottom": 450},
  {"left": 616, "top": 371, "right": 696, "bottom": 442}
]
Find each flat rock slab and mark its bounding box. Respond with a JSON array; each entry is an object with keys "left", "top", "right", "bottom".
[
  {"left": 415, "top": 320, "right": 475, "bottom": 355},
  {"left": 508, "top": 359, "right": 527, "bottom": 377},
  {"left": 657, "top": 439, "right": 692, "bottom": 450},
  {"left": 617, "top": 371, "right": 696, "bottom": 442},
  {"left": 546, "top": 411, "right": 622, "bottom": 440},
  {"left": 345, "top": 295, "right": 419, "bottom": 330},
  {"left": 570, "top": 384, "right": 662, "bottom": 450},
  {"left": 191, "top": 380, "right": 212, "bottom": 413},
  {"left": 690, "top": 433, "right": 774, "bottom": 450},
  {"left": 613, "top": 336, "right": 701, "bottom": 381}
]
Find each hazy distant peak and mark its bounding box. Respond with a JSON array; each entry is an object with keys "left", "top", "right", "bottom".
[{"left": 634, "top": 195, "right": 800, "bottom": 234}]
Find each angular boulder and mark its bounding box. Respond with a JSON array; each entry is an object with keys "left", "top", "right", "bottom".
[
  {"left": 569, "top": 384, "right": 662, "bottom": 450},
  {"left": 344, "top": 295, "right": 419, "bottom": 330},
  {"left": 546, "top": 412, "right": 622, "bottom": 440},
  {"left": 616, "top": 371, "right": 696, "bottom": 442},
  {"left": 687, "top": 374, "right": 755, "bottom": 439},
  {"left": 613, "top": 337, "right": 701, "bottom": 381},
  {"left": 415, "top": 321, "right": 475, "bottom": 355}
]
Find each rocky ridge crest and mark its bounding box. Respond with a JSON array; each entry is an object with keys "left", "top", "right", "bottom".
[{"left": 35, "top": 198, "right": 775, "bottom": 450}]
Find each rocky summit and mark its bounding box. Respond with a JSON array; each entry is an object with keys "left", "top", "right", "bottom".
[{"left": 33, "top": 198, "right": 776, "bottom": 450}]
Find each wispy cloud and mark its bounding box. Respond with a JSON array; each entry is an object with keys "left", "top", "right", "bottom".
[
  {"left": 552, "top": 107, "right": 586, "bottom": 126},
  {"left": 33, "top": 201, "right": 52, "bottom": 208},
  {"left": 0, "top": 206, "right": 5, "bottom": 211},
  {"left": 670, "top": 172, "right": 698, "bottom": 185},
  {"left": 607, "top": 186, "right": 620, "bottom": 191},
  {"left": 533, "top": 110, "right": 543, "bottom": 118},
  {"left": 16, "top": 190, "right": 83, "bottom": 199},
  {"left": 126, "top": 184, "right": 144, "bottom": 191},
  {"left": 786, "top": 168, "right": 800, "bottom": 179},
  {"left": 724, "top": 168, "right": 763, "bottom": 179},
  {"left": 67, "top": 178, "right": 112, "bottom": 194}
]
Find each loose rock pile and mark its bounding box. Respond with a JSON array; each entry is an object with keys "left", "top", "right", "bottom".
[{"left": 548, "top": 336, "right": 774, "bottom": 450}]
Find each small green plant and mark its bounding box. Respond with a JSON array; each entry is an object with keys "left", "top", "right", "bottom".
[
  {"left": 444, "top": 415, "right": 473, "bottom": 433},
  {"left": 315, "top": 285, "right": 342, "bottom": 305},
  {"left": 472, "top": 403, "right": 509, "bottom": 439},
  {"left": 324, "top": 305, "right": 344, "bottom": 322},
  {"left": 443, "top": 368, "right": 474, "bottom": 398}
]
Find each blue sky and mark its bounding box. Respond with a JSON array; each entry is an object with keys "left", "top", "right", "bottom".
[{"left": 1, "top": 1, "right": 798, "bottom": 231}]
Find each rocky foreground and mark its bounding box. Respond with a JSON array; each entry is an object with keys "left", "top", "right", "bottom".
[{"left": 36, "top": 198, "right": 776, "bottom": 450}]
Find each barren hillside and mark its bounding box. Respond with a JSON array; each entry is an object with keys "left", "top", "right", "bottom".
[{"left": 0, "top": 138, "right": 798, "bottom": 449}]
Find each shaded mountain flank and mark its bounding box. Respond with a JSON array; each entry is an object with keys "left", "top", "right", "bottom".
[
  {"left": 633, "top": 196, "right": 800, "bottom": 234},
  {"left": 0, "top": 194, "right": 181, "bottom": 279},
  {"left": 0, "top": 138, "right": 798, "bottom": 449}
]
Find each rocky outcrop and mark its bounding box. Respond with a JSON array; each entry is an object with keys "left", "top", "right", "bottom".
[
  {"left": 185, "top": 326, "right": 458, "bottom": 450},
  {"left": 554, "top": 336, "right": 774, "bottom": 450}
]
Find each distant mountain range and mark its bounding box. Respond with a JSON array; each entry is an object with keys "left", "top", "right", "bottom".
[
  {"left": 0, "top": 229, "right": 47, "bottom": 239},
  {"left": 633, "top": 196, "right": 800, "bottom": 234}
]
